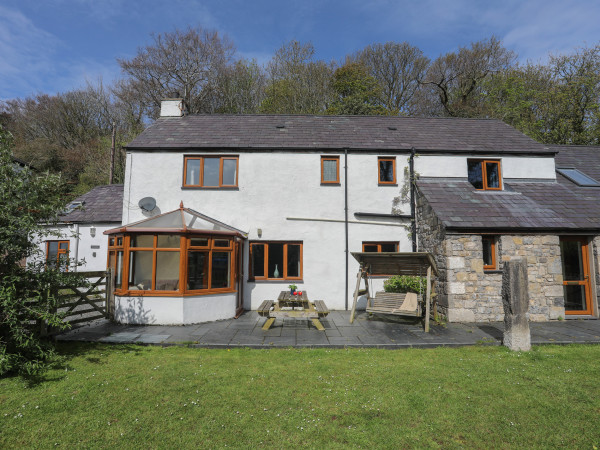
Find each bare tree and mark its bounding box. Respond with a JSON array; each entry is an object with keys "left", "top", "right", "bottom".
[
  {"left": 213, "top": 59, "right": 266, "bottom": 114},
  {"left": 353, "top": 42, "right": 429, "bottom": 114},
  {"left": 420, "top": 36, "right": 516, "bottom": 117},
  {"left": 118, "top": 27, "right": 235, "bottom": 118},
  {"left": 261, "top": 41, "right": 335, "bottom": 114}
]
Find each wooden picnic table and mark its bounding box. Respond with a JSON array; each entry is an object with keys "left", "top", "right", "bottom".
[{"left": 258, "top": 291, "right": 329, "bottom": 331}]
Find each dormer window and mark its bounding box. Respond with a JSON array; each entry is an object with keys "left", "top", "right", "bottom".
[{"left": 468, "top": 159, "right": 501, "bottom": 190}]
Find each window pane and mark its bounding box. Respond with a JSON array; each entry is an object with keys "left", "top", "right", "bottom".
[
  {"left": 363, "top": 244, "right": 378, "bottom": 252},
  {"left": 115, "top": 251, "right": 124, "bottom": 289},
  {"left": 109, "top": 238, "right": 115, "bottom": 247},
  {"left": 188, "top": 251, "right": 209, "bottom": 290},
  {"left": 561, "top": 240, "right": 584, "bottom": 280},
  {"left": 129, "top": 251, "right": 153, "bottom": 290},
  {"left": 222, "top": 159, "right": 237, "bottom": 186},
  {"left": 214, "top": 239, "right": 231, "bottom": 248},
  {"left": 287, "top": 244, "right": 301, "bottom": 278},
  {"left": 190, "top": 237, "right": 209, "bottom": 247},
  {"left": 211, "top": 252, "right": 230, "bottom": 288},
  {"left": 59, "top": 242, "right": 69, "bottom": 250},
  {"left": 131, "top": 235, "right": 154, "bottom": 248},
  {"left": 482, "top": 238, "right": 494, "bottom": 267},
  {"left": 322, "top": 159, "right": 338, "bottom": 182},
  {"left": 268, "top": 243, "right": 284, "bottom": 278},
  {"left": 468, "top": 161, "right": 483, "bottom": 189},
  {"left": 156, "top": 251, "right": 180, "bottom": 290},
  {"left": 186, "top": 158, "right": 200, "bottom": 185},
  {"left": 380, "top": 243, "right": 397, "bottom": 252},
  {"left": 116, "top": 237, "right": 123, "bottom": 246},
  {"left": 47, "top": 242, "right": 59, "bottom": 262},
  {"left": 203, "top": 158, "right": 220, "bottom": 187},
  {"left": 157, "top": 234, "right": 179, "bottom": 248},
  {"left": 486, "top": 162, "right": 500, "bottom": 188},
  {"left": 379, "top": 160, "right": 394, "bottom": 182},
  {"left": 251, "top": 244, "right": 265, "bottom": 277}
]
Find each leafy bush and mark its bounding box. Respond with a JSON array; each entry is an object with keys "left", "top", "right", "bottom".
[
  {"left": 383, "top": 275, "right": 426, "bottom": 294},
  {"left": 0, "top": 125, "right": 84, "bottom": 376}
]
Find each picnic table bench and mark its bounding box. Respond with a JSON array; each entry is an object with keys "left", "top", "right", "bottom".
[{"left": 258, "top": 291, "right": 329, "bottom": 331}]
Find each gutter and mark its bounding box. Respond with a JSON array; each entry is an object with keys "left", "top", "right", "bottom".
[{"left": 73, "top": 224, "right": 80, "bottom": 272}]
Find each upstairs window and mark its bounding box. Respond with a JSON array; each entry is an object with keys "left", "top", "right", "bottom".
[
  {"left": 468, "top": 160, "right": 501, "bottom": 190},
  {"left": 321, "top": 156, "right": 340, "bottom": 184},
  {"left": 378, "top": 157, "right": 396, "bottom": 185},
  {"left": 184, "top": 156, "right": 238, "bottom": 188},
  {"left": 482, "top": 236, "right": 497, "bottom": 270},
  {"left": 362, "top": 241, "right": 399, "bottom": 252}
]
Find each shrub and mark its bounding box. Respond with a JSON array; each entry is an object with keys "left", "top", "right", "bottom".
[{"left": 383, "top": 275, "right": 426, "bottom": 294}]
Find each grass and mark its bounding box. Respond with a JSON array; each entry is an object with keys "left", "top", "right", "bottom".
[{"left": 1, "top": 343, "right": 600, "bottom": 448}]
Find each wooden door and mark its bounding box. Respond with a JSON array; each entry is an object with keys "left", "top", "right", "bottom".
[{"left": 560, "top": 237, "right": 593, "bottom": 315}]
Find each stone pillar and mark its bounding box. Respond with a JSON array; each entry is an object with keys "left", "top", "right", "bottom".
[{"left": 502, "top": 259, "right": 531, "bottom": 351}]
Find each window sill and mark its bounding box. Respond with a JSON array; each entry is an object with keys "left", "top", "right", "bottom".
[
  {"left": 249, "top": 279, "right": 304, "bottom": 283},
  {"left": 181, "top": 186, "right": 239, "bottom": 190},
  {"left": 115, "top": 288, "right": 236, "bottom": 297},
  {"left": 484, "top": 269, "right": 502, "bottom": 274},
  {"left": 321, "top": 183, "right": 341, "bottom": 186},
  {"left": 378, "top": 183, "right": 398, "bottom": 187}
]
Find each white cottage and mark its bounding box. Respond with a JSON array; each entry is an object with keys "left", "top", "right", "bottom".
[{"left": 107, "top": 99, "right": 600, "bottom": 324}]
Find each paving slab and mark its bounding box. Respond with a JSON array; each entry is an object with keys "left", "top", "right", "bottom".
[{"left": 56, "top": 312, "right": 600, "bottom": 349}]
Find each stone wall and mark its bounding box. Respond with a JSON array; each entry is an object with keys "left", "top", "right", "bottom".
[{"left": 417, "top": 190, "right": 567, "bottom": 322}]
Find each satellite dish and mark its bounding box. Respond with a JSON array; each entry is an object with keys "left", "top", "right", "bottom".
[{"left": 138, "top": 197, "right": 156, "bottom": 212}]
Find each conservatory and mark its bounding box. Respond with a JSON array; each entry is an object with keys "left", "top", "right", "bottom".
[{"left": 104, "top": 203, "right": 247, "bottom": 324}]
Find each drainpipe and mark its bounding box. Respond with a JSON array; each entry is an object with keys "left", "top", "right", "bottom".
[
  {"left": 344, "top": 148, "right": 349, "bottom": 310},
  {"left": 410, "top": 147, "right": 417, "bottom": 252}
]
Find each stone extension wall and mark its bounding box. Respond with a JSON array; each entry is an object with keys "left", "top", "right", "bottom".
[{"left": 417, "top": 190, "right": 567, "bottom": 322}]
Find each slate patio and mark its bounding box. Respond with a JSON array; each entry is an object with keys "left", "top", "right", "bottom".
[{"left": 55, "top": 311, "right": 600, "bottom": 348}]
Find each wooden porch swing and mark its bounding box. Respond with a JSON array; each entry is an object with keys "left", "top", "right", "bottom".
[{"left": 349, "top": 252, "right": 438, "bottom": 332}]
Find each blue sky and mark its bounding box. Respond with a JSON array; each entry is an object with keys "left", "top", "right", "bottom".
[{"left": 2, "top": 0, "right": 600, "bottom": 101}]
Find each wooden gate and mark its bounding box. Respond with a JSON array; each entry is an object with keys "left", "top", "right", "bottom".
[{"left": 43, "top": 269, "right": 114, "bottom": 335}]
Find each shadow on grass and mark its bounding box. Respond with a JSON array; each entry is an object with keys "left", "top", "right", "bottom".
[{"left": 13, "top": 341, "right": 146, "bottom": 387}]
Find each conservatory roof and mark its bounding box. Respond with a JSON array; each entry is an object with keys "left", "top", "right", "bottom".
[{"left": 104, "top": 202, "right": 247, "bottom": 237}]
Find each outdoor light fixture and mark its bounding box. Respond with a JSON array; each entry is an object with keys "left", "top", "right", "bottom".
[
  {"left": 257, "top": 228, "right": 262, "bottom": 238},
  {"left": 90, "top": 226, "right": 96, "bottom": 238}
]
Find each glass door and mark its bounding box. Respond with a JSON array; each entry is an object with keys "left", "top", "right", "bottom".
[{"left": 560, "top": 237, "right": 592, "bottom": 315}]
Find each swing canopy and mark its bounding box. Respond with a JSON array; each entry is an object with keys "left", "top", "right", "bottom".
[{"left": 351, "top": 252, "right": 438, "bottom": 277}]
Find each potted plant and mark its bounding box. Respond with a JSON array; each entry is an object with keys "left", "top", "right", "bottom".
[{"left": 288, "top": 283, "right": 298, "bottom": 294}]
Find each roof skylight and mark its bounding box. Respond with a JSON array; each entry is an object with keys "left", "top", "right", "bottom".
[{"left": 556, "top": 168, "right": 600, "bottom": 187}]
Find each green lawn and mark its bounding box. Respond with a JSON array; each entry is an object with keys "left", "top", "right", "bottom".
[{"left": 1, "top": 343, "right": 599, "bottom": 449}]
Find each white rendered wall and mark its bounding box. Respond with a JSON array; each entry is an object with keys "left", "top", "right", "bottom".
[
  {"left": 415, "top": 155, "right": 556, "bottom": 180},
  {"left": 114, "top": 293, "right": 237, "bottom": 324},
  {"left": 31, "top": 223, "right": 117, "bottom": 272},
  {"left": 123, "top": 151, "right": 412, "bottom": 312}
]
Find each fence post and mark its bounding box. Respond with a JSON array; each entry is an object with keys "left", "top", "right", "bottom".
[{"left": 106, "top": 267, "right": 114, "bottom": 320}]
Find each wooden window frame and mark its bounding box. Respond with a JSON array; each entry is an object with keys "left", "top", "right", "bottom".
[
  {"left": 249, "top": 241, "right": 303, "bottom": 281},
  {"left": 46, "top": 240, "right": 70, "bottom": 270},
  {"left": 378, "top": 157, "right": 397, "bottom": 185},
  {"left": 183, "top": 155, "right": 239, "bottom": 188},
  {"left": 109, "top": 233, "right": 237, "bottom": 297},
  {"left": 321, "top": 156, "right": 340, "bottom": 184},
  {"left": 482, "top": 236, "right": 497, "bottom": 271},
  {"left": 362, "top": 241, "right": 399, "bottom": 252},
  {"left": 468, "top": 159, "right": 502, "bottom": 191}
]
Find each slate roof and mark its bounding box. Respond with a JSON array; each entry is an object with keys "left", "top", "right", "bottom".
[
  {"left": 126, "top": 115, "right": 553, "bottom": 154},
  {"left": 554, "top": 145, "right": 600, "bottom": 182},
  {"left": 416, "top": 176, "right": 600, "bottom": 232},
  {"left": 59, "top": 184, "right": 123, "bottom": 223}
]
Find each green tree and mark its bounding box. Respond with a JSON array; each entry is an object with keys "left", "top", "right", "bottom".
[
  {"left": 0, "top": 125, "right": 82, "bottom": 376},
  {"left": 326, "top": 63, "right": 390, "bottom": 115}
]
